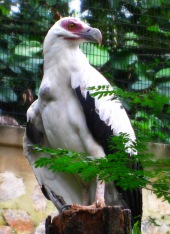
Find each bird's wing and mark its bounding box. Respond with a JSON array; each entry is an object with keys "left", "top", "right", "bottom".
[
  {"left": 23, "top": 100, "right": 85, "bottom": 211},
  {"left": 71, "top": 64, "right": 136, "bottom": 152},
  {"left": 71, "top": 64, "right": 142, "bottom": 224}
]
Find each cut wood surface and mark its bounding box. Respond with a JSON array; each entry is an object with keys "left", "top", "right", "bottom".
[{"left": 45, "top": 206, "right": 132, "bottom": 234}]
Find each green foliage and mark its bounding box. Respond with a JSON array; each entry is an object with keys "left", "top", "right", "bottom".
[
  {"left": 148, "top": 216, "right": 160, "bottom": 227},
  {"left": 132, "top": 221, "right": 141, "bottom": 234},
  {"left": 34, "top": 133, "right": 170, "bottom": 203},
  {"left": 0, "top": 0, "right": 54, "bottom": 123},
  {"left": 14, "top": 41, "right": 42, "bottom": 57},
  {"left": 81, "top": 0, "right": 170, "bottom": 143},
  {"left": 88, "top": 85, "right": 170, "bottom": 142},
  {"left": 80, "top": 43, "right": 109, "bottom": 66}
]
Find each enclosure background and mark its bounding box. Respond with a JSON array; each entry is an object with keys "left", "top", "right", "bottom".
[{"left": 0, "top": 0, "right": 170, "bottom": 143}]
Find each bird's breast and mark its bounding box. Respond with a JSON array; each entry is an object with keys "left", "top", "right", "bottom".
[{"left": 38, "top": 88, "right": 88, "bottom": 152}]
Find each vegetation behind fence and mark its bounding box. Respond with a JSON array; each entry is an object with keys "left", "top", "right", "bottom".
[{"left": 0, "top": 0, "right": 170, "bottom": 143}]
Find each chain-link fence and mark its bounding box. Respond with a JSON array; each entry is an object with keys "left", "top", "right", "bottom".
[{"left": 0, "top": 0, "right": 170, "bottom": 143}]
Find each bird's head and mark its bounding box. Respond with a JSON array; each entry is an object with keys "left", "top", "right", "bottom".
[{"left": 43, "top": 17, "right": 102, "bottom": 53}]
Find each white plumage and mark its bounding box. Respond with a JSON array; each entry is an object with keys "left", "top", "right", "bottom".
[{"left": 23, "top": 17, "right": 142, "bottom": 223}]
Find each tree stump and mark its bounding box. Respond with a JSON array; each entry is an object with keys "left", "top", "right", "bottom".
[{"left": 45, "top": 206, "right": 132, "bottom": 234}]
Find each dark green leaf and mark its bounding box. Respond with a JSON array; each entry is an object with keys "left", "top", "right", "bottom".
[{"left": 131, "top": 80, "right": 152, "bottom": 90}]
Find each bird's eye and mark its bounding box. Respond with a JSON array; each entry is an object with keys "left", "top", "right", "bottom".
[{"left": 68, "top": 23, "right": 75, "bottom": 30}]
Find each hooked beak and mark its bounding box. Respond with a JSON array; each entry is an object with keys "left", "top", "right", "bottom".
[{"left": 76, "top": 27, "right": 102, "bottom": 45}]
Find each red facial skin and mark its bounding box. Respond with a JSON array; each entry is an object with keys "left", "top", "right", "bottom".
[
  {"left": 61, "top": 19, "right": 84, "bottom": 34},
  {"left": 60, "top": 18, "right": 102, "bottom": 45}
]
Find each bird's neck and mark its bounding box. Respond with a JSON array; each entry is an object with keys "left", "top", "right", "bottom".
[
  {"left": 44, "top": 44, "right": 87, "bottom": 76},
  {"left": 45, "top": 42, "right": 85, "bottom": 66},
  {"left": 43, "top": 42, "right": 88, "bottom": 88}
]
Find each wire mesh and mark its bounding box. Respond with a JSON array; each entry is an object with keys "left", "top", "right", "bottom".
[{"left": 0, "top": 0, "right": 170, "bottom": 143}]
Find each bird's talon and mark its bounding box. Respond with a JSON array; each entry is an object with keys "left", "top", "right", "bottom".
[
  {"left": 95, "top": 200, "right": 105, "bottom": 208},
  {"left": 96, "top": 200, "right": 99, "bottom": 207}
]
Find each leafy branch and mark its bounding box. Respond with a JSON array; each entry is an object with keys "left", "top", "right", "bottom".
[
  {"left": 89, "top": 85, "right": 170, "bottom": 142},
  {"left": 34, "top": 133, "right": 170, "bottom": 203},
  {"left": 88, "top": 85, "right": 170, "bottom": 114}
]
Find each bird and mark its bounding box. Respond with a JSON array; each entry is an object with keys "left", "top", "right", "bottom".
[{"left": 23, "top": 17, "right": 142, "bottom": 226}]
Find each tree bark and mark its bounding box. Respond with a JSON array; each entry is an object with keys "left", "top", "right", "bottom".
[{"left": 45, "top": 206, "right": 132, "bottom": 234}]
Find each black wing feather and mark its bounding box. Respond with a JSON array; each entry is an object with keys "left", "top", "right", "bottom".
[
  {"left": 26, "top": 120, "right": 43, "bottom": 145},
  {"left": 75, "top": 86, "right": 142, "bottom": 226},
  {"left": 75, "top": 87, "right": 113, "bottom": 154}
]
